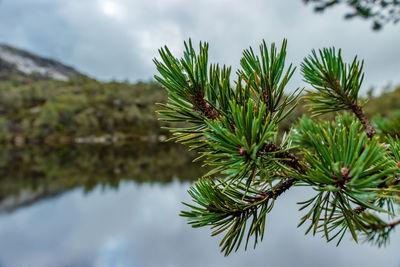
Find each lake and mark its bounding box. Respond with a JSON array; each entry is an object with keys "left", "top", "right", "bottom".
[{"left": 0, "top": 143, "right": 399, "bottom": 267}]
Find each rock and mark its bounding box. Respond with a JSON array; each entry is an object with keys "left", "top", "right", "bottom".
[{"left": 0, "top": 44, "right": 83, "bottom": 80}]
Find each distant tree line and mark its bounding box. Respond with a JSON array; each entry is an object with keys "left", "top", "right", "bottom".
[
  {"left": 0, "top": 73, "right": 398, "bottom": 144},
  {"left": 0, "top": 75, "right": 169, "bottom": 143}
]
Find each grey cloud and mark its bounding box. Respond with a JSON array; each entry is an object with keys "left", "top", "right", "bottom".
[{"left": 0, "top": 0, "right": 398, "bottom": 91}]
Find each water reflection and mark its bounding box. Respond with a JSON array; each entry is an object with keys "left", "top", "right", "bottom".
[
  {"left": 0, "top": 181, "right": 399, "bottom": 267},
  {"left": 0, "top": 144, "right": 399, "bottom": 267},
  {"left": 0, "top": 143, "right": 204, "bottom": 212}
]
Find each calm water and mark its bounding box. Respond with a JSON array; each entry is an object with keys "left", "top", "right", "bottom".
[{"left": 0, "top": 143, "right": 399, "bottom": 267}]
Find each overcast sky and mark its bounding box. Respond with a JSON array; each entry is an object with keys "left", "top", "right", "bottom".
[{"left": 0, "top": 0, "right": 399, "bottom": 93}]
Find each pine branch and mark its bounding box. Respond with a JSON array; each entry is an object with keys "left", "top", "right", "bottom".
[
  {"left": 181, "top": 176, "right": 297, "bottom": 255},
  {"left": 293, "top": 114, "right": 398, "bottom": 243},
  {"left": 257, "top": 142, "right": 306, "bottom": 174},
  {"left": 155, "top": 39, "right": 400, "bottom": 256},
  {"left": 202, "top": 103, "right": 305, "bottom": 191},
  {"left": 301, "top": 47, "right": 377, "bottom": 138},
  {"left": 349, "top": 103, "right": 376, "bottom": 138},
  {"left": 370, "top": 218, "right": 400, "bottom": 231},
  {"left": 239, "top": 39, "right": 302, "bottom": 123},
  {"left": 258, "top": 176, "right": 297, "bottom": 200},
  {"left": 360, "top": 213, "right": 400, "bottom": 247},
  {"left": 191, "top": 87, "right": 220, "bottom": 120}
]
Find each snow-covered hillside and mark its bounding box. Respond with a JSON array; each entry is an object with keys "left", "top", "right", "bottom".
[{"left": 0, "top": 44, "right": 82, "bottom": 80}]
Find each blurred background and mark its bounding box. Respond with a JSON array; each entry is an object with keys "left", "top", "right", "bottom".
[{"left": 0, "top": 0, "right": 399, "bottom": 266}]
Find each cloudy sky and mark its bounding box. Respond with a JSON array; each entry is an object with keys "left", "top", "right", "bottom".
[{"left": 0, "top": 0, "right": 399, "bottom": 93}]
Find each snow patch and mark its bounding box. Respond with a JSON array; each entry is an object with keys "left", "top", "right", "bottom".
[{"left": 0, "top": 46, "right": 70, "bottom": 80}]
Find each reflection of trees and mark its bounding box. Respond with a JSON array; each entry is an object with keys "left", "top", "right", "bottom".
[{"left": 0, "top": 143, "right": 205, "bottom": 212}]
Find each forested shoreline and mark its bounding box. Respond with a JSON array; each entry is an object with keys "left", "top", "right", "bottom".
[
  {"left": 0, "top": 74, "right": 399, "bottom": 144},
  {"left": 0, "top": 75, "right": 168, "bottom": 144}
]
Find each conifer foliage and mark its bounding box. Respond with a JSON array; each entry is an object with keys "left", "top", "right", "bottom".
[{"left": 154, "top": 39, "right": 400, "bottom": 256}]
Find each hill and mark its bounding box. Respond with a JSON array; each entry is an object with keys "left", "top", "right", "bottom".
[{"left": 0, "top": 44, "right": 82, "bottom": 81}]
